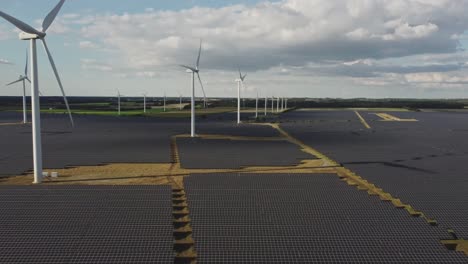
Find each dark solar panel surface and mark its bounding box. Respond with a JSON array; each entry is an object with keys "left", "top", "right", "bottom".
[
  {"left": 0, "top": 111, "right": 281, "bottom": 176},
  {"left": 198, "top": 121, "right": 280, "bottom": 137},
  {"left": 280, "top": 110, "right": 468, "bottom": 240},
  {"left": 0, "top": 185, "right": 174, "bottom": 263},
  {"left": 177, "top": 138, "right": 314, "bottom": 169},
  {"left": 185, "top": 173, "right": 467, "bottom": 263}
]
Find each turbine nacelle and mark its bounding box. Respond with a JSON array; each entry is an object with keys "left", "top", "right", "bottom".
[{"left": 19, "top": 32, "right": 44, "bottom": 40}]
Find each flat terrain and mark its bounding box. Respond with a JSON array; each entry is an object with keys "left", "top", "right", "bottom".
[
  {"left": 1, "top": 109, "right": 467, "bottom": 263},
  {"left": 280, "top": 110, "right": 468, "bottom": 240}
]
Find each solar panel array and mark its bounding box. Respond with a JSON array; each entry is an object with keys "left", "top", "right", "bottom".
[
  {"left": 0, "top": 185, "right": 174, "bottom": 263},
  {"left": 185, "top": 173, "right": 468, "bottom": 263},
  {"left": 177, "top": 138, "right": 314, "bottom": 169},
  {"left": 281, "top": 110, "right": 468, "bottom": 240},
  {"left": 0, "top": 111, "right": 281, "bottom": 177},
  {"left": 198, "top": 121, "right": 280, "bottom": 137},
  {"left": 0, "top": 113, "right": 190, "bottom": 176}
]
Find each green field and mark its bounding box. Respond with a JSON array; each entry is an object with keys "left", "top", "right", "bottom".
[{"left": 38, "top": 106, "right": 238, "bottom": 118}]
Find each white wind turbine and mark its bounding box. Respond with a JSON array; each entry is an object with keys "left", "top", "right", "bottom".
[
  {"left": 116, "top": 90, "right": 123, "bottom": 116},
  {"left": 180, "top": 39, "right": 207, "bottom": 137},
  {"left": 142, "top": 92, "right": 147, "bottom": 113},
  {"left": 276, "top": 97, "right": 280, "bottom": 112},
  {"left": 235, "top": 69, "right": 247, "bottom": 124},
  {"left": 6, "top": 51, "right": 30, "bottom": 124},
  {"left": 255, "top": 88, "right": 259, "bottom": 119},
  {"left": 0, "top": 0, "right": 74, "bottom": 184},
  {"left": 271, "top": 95, "right": 274, "bottom": 113}
]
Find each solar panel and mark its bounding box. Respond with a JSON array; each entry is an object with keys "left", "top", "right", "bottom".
[
  {"left": 0, "top": 185, "right": 174, "bottom": 263},
  {"left": 185, "top": 173, "right": 468, "bottom": 263}
]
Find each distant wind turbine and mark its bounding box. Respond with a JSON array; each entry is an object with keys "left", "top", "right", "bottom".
[
  {"left": 117, "top": 90, "right": 123, "bottom": 116},
  {"left": 271, "top": 96, "right": 274, "bottom": 113},
  {"left": 236, "top": 69, "right": 247, "bottom": 124},
  {"left": 180, "top": 39, "right": 206, "bottom": 137},
  {"left": 277, "top": 97, "right": 280, "bottom": 113},
  {"left": 143, "top": 92, "right": 147, "bottom": 113},
  {"left": 6, "top": 51, "right": 30, "bottom": 124},
  {"left": 0, "top": 0, "right": 73, "bottom": 184},
  {"left": 255, "top": 89, "right": 259, "bottom": 119}
]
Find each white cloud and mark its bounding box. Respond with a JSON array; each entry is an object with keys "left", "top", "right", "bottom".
[
  {"left": 405, "top": 72, "right": 468, "bottom": 84},
  {"left": 79, "top": 41, "right": 99, "bottom": 49},
  {"left": 75, "top": 0, "right": 467, "bottom": 75},
  {"left": 0, "top": 58, "right": 12, "bottom": 65},
  {"left": 80, "top": 59, "right": 113, "bottom": 72}
]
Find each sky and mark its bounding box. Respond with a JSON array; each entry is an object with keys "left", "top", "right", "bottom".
[{"left": 1, "top": 0, "right": 468, "bottom": 99}]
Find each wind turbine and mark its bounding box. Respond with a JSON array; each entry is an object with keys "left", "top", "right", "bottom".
[
  {"left": 277, "top": 97, "right": 280, "bottom": 113},
  {"left": 142, "top": 92, "right": 147, "bottom": 113},
  {"left": 180, "top": 39, "right": 206, "bottom": 137},
  {"left": 116, "top": 90, "right": 123, "bottom": 116},
  {"left": 6, "top": 51, "right": 30, "bottom": 124},
  {"left": 0, "top": 0, "right": 73, "bottom": 184},
  {"left": 236, "top": 69, "right": 247, "bottom": 124},
  {"left": 271, "top": 96, "right": 274, "bottom": 113},
  {"left": 255, "top": 89, "right": 259, "bottom": 119}
]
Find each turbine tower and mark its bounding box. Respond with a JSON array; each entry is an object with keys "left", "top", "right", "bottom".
[
  {"left": 0, "top": 0, "right": 73, "bottom": 184},
  {"left": 143, "top": 92, "right": 147, "bottom": 113},
  {"left": 6, "top": 51, "right": 30, "bottom": 124},
  {"left": 277, "top": 97, "right": 280, "bottom": 113},
  {"left": 255, "top": 89, "right": 259, "bottom": 119},
  {"left": 180, "top": 39, "right": 206, "bottom": 137},
  {"left": 271, "top": 96, "right": 274, "bottom": 113},
  {"left": 117, "top": 90, "right": 122, "bottom": 116},
  {"left": 236, "top": 69, "right": 247, "bottom": 124}
]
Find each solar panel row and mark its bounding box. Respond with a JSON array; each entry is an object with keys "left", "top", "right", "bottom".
[
  {"left": 185, "top": 173, "right": 468, "bottom": 263},
  {"left": 0, "top": 185, "right": 174, "bottom": 263}
]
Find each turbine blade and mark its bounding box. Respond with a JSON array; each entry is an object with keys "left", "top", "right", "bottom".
[
  {"left": 42, "top": 0, "right": 65, "bottom": 32},
  {"left": 6, "top": 79, "right": 22, "bottom": 86},
  {"left": 41, "top": 38, "right": 74, "bottom": 128},
  {"left": 238, "top": 68, "right": 242, "bottom": 79},
  {"left": 196, "top": 72, "right": 207, "bottom": 103},
  {"left": 25, "top": 77, "right": 31, "bottom": 83},
  {"left": 180, "top": 64, "right": 196, "bottom": 72},
  {"left": 196, "top": 39, "right": 202, "bottom": 68},
  {"left": 24, "top": 50, "right": 28, "bottom": 76},
  {"left": 242, "top": 74, "right": 247, "bottom": 81},
  {"left": 0, "top": 10, "right": 43, "bottom": 36}
]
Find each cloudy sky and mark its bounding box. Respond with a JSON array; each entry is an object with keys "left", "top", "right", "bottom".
[{"left": 1, "top": 0, "right": 468, "bottom": 98}]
